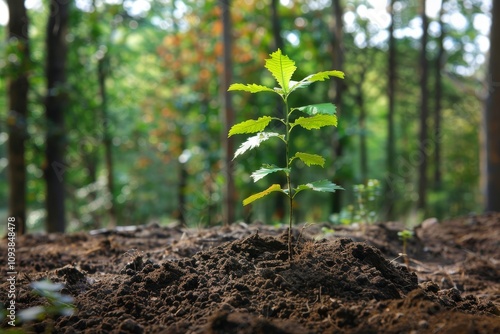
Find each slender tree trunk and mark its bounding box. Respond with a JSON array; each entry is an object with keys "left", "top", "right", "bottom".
[
  {"left": 98, "top": 56, "right": 116, "bottom": 227},
  {"left": 330, "top": 0, "right": 345, "bottom": 213},
  {"left": 80, "top": 131, "right": 99, "bottom": 227},
  {"left": 176, "top": 127, "right": 187, "bottom": 225},
  {"left": 199, "top": 96, "right": 216, "bottom": 226},
  {"left": 433, "top": 0, "right": 446, "bottom": 190},
  {"left": 484, "top": 0, "right": 500, "bottom": 211},
  {"left": 385, "top": 0, "right": 396, "bottom": 220},
  {"left": 417, "top": 0, "right": 429, "bottom": 211},
  {"left": 271, "top": 0, "right": 284, "bottom": 51},
  {"left": 44, "top": 0, "right": 70, "bottom": 233},
  {"left": 6, "top": 0, "right": 30, "bottom": 235},
  {"left": 219, "top": 0, "right": 235, "bottom": 225},
  {"left": 357, "top": 70, "right": 368, "bottom": 182}
]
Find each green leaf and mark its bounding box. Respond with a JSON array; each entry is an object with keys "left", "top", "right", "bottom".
[
  {"left": 292, "top": 114, "right": 337, "bottom": 130},
  {"left": 305, "top": 70, "right": 345, "bottom": 81},
  {"left": 292, "top": 152, "right": 325, "bottom": 167},
  {"left": 265, "top": 49, "right": 296, "bottom": 94},
  {"left": 228, "top": 116, "right": 272, "bottom": 137},
  {"left": 243, "top": 184, "right": 284, "bottom": 206},
  {"left": 294, "top": 180, "right": 343, "bottom": 197},
  {"left": 250, "top": 165, "right": 290, "bottom": 182},
  {"left": 233, "top": 132, "right": 284, "bottom": 159},
  {"left": 228, "top": 83, "right": 275, "bottom": 94},
  {"left": 293, "top": 103, "right": 336, "bottom": 116},
  {"left": 289, "top": 70, "right": 345, "bottom": 93}
]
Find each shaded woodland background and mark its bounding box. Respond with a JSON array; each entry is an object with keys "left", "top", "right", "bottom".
[{"left": 1, "top": 0, "right": 499, "bottom": 234}]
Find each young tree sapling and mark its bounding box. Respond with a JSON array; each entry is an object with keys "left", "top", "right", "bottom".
[
  {"left": 398, "top": 229, "right": 414, "bottom": 269},
  {"left": 228, "top": 49, "right": 345, "bottom": 260}
]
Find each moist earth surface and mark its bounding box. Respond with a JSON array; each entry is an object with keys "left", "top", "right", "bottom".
[{"left": 1, "top": 213, "right": 499, "bottom": 333}]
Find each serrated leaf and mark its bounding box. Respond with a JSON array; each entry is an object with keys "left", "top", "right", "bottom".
[
  {"left": 233, "top": 132, "right": 284, "bottom": 159},
  {"left": 228, "top": 83, "right": 275, "bottom": 94},
  {"left": 243, "top": 184, "right": 284, "bottom": 206},
  {"left": 228, "top": 116, "right": 272, "bottom": 137},
  {"left": 265, "top": 49, "right": 296, "bottom": 93},
  {"left": 293, "top": 152, "right": 325, "bottom": 167},
  {"left": 294, "top": 180, "right": 343, "bottom": 197},
  {"left": 293, "top": 103, "right": 336, "bottom": 116},
  {"left": 289, "top": 70, "right": 345, "bottom": 93},
  {"left": 250, "top": 165, "right": 290, "bottom": 182},
  {"left": 292, "top": 115, "right": 337, "bottom": 130},
  {"left": 305, "top": 70, "right": 345, "bottom": 82},
  {"left": 288, "top": 80, "right": 312, "bottom": 91}
]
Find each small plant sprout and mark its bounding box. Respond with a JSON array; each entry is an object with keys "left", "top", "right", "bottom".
[
  {"left": 353, "top": 179, "right": 381, "bottom": 231},
  {"left": 397, "top": 229, "right": 414, "bottom": 269},
  {"left": 228, "top": 49, "right": 345, "bottom": 260}
]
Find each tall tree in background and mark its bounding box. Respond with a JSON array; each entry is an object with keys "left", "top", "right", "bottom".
[
  {"left": 385, "top": 0, "right": 396, "bottom": 220},
  {"left": 6, "top": 0, "right": 30, "bottom": 235},
  {"left": 356, "top": 62, "right": 368, "bottom": 182},
  {"left": 44, "top": 0, "right": 70, "bottom": 232},
  {"left": 417, "top": 0, "right": 429, "bottom": 211},
  {"left": 97, "top": 53, "right": 116, "bottom": 227},
  {"left": 433, "top": 0, "right": 446, "bottom": 190},
  {"left": 92, "top": 8, "right": 117, "bottom": 228},
  {"left": 484, "top": 0, "right": 500, "bottom": 211},
  {"left": 330, "top": 0, "right": 345, "bottom": 213},
  {"left": 219, "top": 0, "right": 235, "bottom": 225},
  {"left": 271, "top": 0, "right": 284, "bottom": 51}
]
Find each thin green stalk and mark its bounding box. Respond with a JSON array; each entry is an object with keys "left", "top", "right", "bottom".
[{"left": 284, "top": 98, "right": 293, "bottom": 261}]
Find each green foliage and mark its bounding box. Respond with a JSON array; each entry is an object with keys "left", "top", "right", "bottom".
[
  {"left": 397, "top": 229, "right": 414, "bottom": 243},
  {"left": 229, "top": 49, "right": 344, "bottom": 258},
  {"left": 242, "top": 184, "right": 283, "bottom": 206},
  {"left": 228, "top": 116, "right": 273, "bottom": 136},
  {"left": 397, "top": 229, "right": 414, "bottom": 268},
  {"left": 353, "top": 179, "right": 381, "bottom": 226},
  {"left": 0, "top": 0, "right": 488, "bottom": 231},
  {"left": 329, "top": 179, "right": 381, "bottom": 227},
  {"left": 19, "top": 280, "right": 75, "bottom": 322}
]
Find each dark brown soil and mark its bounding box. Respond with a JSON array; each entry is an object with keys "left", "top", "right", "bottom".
[{"left": 1, "top": 213, "right": 499, "bottom": 333}]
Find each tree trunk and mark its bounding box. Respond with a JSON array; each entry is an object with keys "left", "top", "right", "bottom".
[
  {"left": 44, "top": 0, "right": 70, "bottom": 233},
  {"left": 219, "top": 0, "right": 235, "bottom": 225},
  {"left": 484, "top": 0, "right": 500, "bottom": 211},
  {"left": 433, "top": 0, "right": 446, "bottom": 190},
  {"left": 6, "top": 0, "right": 30, "bottom": 235},
  {"left": 385, "top": 0, "right": 396, "bottom": 220},
  {"left": 98, "top": 56, "right": 116, "bottom": 227},
  {"left": 271, "top": 0, "right": 284, "bottom": 51},
  {"left": 357, "top": 69, "right": 368, "bottom": 183},
  {"left": 330, "top": 0, "right": 345, "bottom": 213},
  {"left": 417, "top": 0, "right": 429, "bottom": 211},
  {"left": 82, "top": 143, "right": 99, "bottom": 228},
  {"left": 176, "top": 127, "right": 187, "bottom": 225}
]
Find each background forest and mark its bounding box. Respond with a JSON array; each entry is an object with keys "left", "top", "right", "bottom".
[{"left": 0, "top": 0, "right": 496, "bottom": 234}]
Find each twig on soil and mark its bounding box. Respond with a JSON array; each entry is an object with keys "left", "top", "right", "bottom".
[
  {"left": 296, "top": 222, "right": 314, "bottom": 245},
  {"left": 22, "top": 272, "right": 33, "bottom": 283},
  {"left": 389, "top": 253, "right": 405, "bottom": 264},
  {"left": 389, "top": 253, "right": 412, "bottom": 271}
]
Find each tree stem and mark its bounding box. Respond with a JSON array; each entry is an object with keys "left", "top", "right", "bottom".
[{"left": 284, "top": 98, "right": 293, "bottom": 262}]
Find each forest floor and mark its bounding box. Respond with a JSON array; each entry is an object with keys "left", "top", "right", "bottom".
[{"left": 1, "top": 213, "right": 499, "bottom": 333}]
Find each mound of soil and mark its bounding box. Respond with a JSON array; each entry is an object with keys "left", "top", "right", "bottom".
[{"left": 1, "top": 214, "right": 499, "bottom": 333}]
